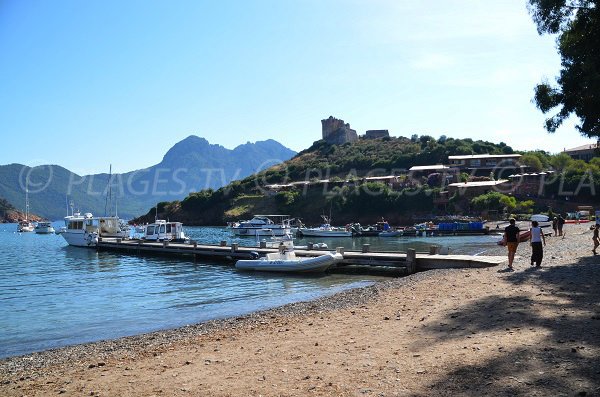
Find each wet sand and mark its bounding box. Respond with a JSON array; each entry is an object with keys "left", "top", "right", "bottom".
[{"left": 1, "top": 223, "right": 599, "bottom": 396}]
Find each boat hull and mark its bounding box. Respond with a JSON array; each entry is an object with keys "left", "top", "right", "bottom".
[
  {"left": 233, "top": 227, "right": 290, "bottom": 237},
  {"left": 235, "top": 252, "right": 342, "bottom": 273},
  {"left": 378, "top": 231, "right": 403, "bottom": 237},
  {"left": 298, "top": 229, "right": 352, "bottom": 237},
  {"left": 61, "top": 231, "right": 98, "bottom": 247}
]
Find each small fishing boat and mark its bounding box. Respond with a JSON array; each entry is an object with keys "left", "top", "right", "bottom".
[
  {"left": 350, "top": 223, "right": 381, "bottom": 237},
  {"left": 378, "top": 230, "right": 403, "bottom": 237},
  {"left": 298, "top": 224, "right": 352, "bottom": 237},
  {"left": 142, "top": 220, "right": 188, "bottom": 243},
  {"left": 34, "top": 221, "right": 55, "bottom": 234},
  {"left": 235, "top": 246, "right": 343, "bottom": 273}
]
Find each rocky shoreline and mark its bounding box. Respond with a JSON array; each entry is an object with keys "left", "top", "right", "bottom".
[{"left": 1, "top": 223, "right": 599, "bottom": 396}]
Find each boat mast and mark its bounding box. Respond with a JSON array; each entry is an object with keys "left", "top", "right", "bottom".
[
  {"left": 104, "top": 164, "right": 113, "bottom": 217},
  {"left": 25, "top": 184, "right": 29, "bottom": 222}
]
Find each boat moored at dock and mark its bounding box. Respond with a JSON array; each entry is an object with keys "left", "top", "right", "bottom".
[
  {"left": 235, "top": 245, "right": 343, "bottom": 273},
  {"left": 60, "top": 212, "right": 128, "bottom": 247},
  {"left": 142, "top": 220, "right": 188, "bottom": 243}
]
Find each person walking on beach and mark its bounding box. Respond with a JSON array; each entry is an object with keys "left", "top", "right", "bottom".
[
  {"left": 593, "top": 224, "right": 599, "bottom": 255},
  {"left": 552, "top": 217, "right": 558, "bottom": 236},
  {"left": 529, "top": 220, "right": 546, "bottom": 267},
  {"left": 557, "top": 214, "right": 565, "bottom": 236},
  {"left": 504, "top": 218, "right": 520, "bottom": 270}
]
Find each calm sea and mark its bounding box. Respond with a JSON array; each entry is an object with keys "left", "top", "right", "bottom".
[{"left": 0, "top": 222, "right": 500, "bottom": 358}]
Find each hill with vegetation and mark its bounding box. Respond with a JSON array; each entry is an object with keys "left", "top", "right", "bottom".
[
  {"left": 0, "top": 196, "right": 43, "bottom": 223},
  {"left": 131, "top": 135, "right": 548, "bottom": 226}
]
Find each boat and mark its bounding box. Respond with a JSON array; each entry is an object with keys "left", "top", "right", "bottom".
[
  {"left": 258, "top": 232, "right": 328, "bottom": 250},
  {"left": 378, "top": 230, "right": 403, "bottom": 237},
  {"left": 142, "top": 220, "right": 188, "bottom": 243},
  {"left": 17, "top": 220, "right": 35, "bottom": 233},
  {"left": 34, "top": 221, "right": 55, "bottom": 234},
  {"left": 297, "top": 224, "right": 352, "bottom": 237},
  {"left": 297, "top": 215, "right": 352, "bottom": 237},
  {"left": 350, "top": 223, "right": 382, "bottom": 237},
  {"left": 235, "top": 245, "right": 343, "bottom": 273},
  {"left": 530, "top": 214, "right": 552, "bottom": 228},
  {"left": 60, "top": 212, "right": 128, "bottom": 247},
  {"left": 231, "top": 215, "right": 291, "bottom": 237},
  {"left": 17, "top": 186, "right": 35, "bottom": 232}
]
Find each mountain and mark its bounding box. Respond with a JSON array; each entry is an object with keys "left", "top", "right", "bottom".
[{"left": 0, "top": 137, "right": 296, "bottom": 220}]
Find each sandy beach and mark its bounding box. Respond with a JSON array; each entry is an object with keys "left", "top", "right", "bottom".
[{"left": 2, "top": 222, "right": 599, "bottom": 396}]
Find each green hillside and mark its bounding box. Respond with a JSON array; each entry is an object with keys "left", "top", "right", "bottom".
[{"left": 132, "top": 135, "right": 520, "bottom": 225}]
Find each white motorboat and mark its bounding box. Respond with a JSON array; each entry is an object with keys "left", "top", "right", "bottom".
[
  {"left": 60, "top": 212, "right": 128, "bottom": 247},
  {"left": 34, "top": 221, "right": 55, "bottom": 234},
  {"left": 297, "top": 224, "right": 352, "bottom": 237},
  {"left": 142, "top": 220, "right": 188, "bottom": 242},
  {"left": 231, "top": 215, "right": 291, "bottom": 237},
  {"left": 235, "top": 245, "right": 343, "bottom": 273},
  {"left": 530, "top": 214, "right": 552, "bottom": 228}
]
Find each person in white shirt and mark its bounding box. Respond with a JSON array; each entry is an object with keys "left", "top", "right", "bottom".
[{"left": 530, "top": 220, "right": 546, "bottom": 267}]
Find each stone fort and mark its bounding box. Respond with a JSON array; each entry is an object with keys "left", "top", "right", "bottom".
[{"left": 321, "top": 116, "right": 389, "bottom": 145}]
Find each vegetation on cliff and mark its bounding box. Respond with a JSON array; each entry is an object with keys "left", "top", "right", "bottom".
[
  {"left": 133, "top": 135, "right": 538, "bottom": 226},
  {"left": 0, "top": 196, "right": 43, "bottom": 223}
]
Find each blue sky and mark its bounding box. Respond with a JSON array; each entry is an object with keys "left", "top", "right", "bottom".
[{"left": 0, "top": 0, "right": 595, "bottom": 175}]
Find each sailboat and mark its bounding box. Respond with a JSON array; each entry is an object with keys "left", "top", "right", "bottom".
[{"left": 17, "top": 186, "right": 35, "bottom": 232}]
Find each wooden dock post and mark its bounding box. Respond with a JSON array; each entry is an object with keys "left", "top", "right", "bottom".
[
  {"left": 336, "top": 247, "right": 344, "bottom": 255},
  {"left": 193, "top": 241, "right": 198, "bottom": 249},
  {"left": 259, "top": 241, "right": 267, "bottom": 248},
  {"left": 429, "top": 246, "right": 437, "bottom": 255},
  {"left": 362, "top": 244, "right": 370, "bottom": 253},
  {"left": 163, "top": 240, "right": 169, "bottom": 248},
  {"left": 406, "top": 248, "right": 416, "bottom": 274},
  {"left": 231, "top": 243, "right": 238, "bottom": 252},
  {"left": 307, "top": 242, "right": 313, "bottom": 250},
  {"left": 220, "top": 240, "right": 227, "bottom": 247},
  {"left": 116, "top": 238, "right": 122, "bottom": 244}
]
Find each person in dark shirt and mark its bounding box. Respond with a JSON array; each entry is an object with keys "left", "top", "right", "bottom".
[
  {"left": 593, "top": 224, "right": 599, "bottom": 255},
  {"left": 504, "top": 218, "right": 520, "bottom": 270},
  {"left": 557, "top": 215, "right": 565, "bottom": 236}
]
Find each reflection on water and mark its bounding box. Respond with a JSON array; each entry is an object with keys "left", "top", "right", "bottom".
[
  {"left": 0, "top": 223, "right": 500, "bottom": 358},
  {"left": 0, "top": 223, "right": 383, "bottom": 358},
  {"left": 185, "top": 226, "right": 501, "bottom": 255}
]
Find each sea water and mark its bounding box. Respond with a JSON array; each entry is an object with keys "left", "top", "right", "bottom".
[{"left": 0, "top": 222, "right": 500, "bottom": 358}]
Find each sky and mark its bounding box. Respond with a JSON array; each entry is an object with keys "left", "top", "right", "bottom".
[{"left": 0, "top": 0, "right": 596, "bottom": 175}]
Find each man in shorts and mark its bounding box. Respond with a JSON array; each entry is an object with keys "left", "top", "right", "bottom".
[{"left": 504, "top": 218, "right": 520, "bottom": 270}]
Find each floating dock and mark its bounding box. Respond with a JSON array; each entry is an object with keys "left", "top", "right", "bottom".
[{"left": 95, "top": 238, "right": 506, "bottom": 275}]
